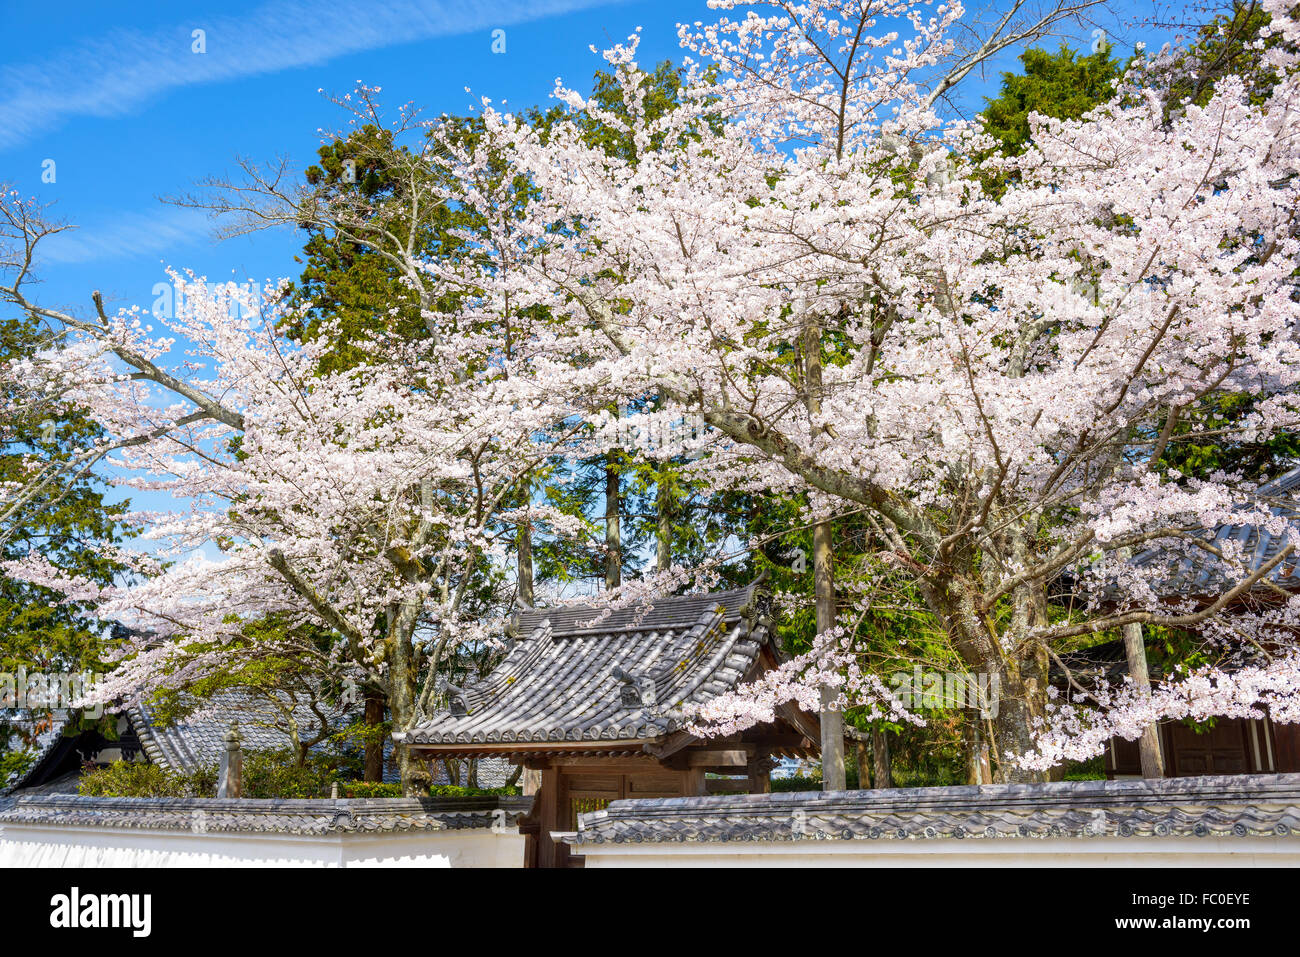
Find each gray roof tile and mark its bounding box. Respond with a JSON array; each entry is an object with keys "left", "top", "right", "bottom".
[
  {"left": 404, "top": 585, "right": 772, "bottom": 750},
  {"left": 0, "top": 793, "right": 534, "bottom": 834},
  {"left": 131, "top": 690, "right": 342, "bottom": 773},
  {"left": 565, "top": 773, "right": 1300, "bottom": 845}
]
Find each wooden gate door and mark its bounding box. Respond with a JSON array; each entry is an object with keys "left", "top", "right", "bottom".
[{"left": 554, "top": 768, "right": 686, "bottom": 867}]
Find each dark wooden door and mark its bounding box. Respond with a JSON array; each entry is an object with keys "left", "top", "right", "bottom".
[
  {"left": 1271, "top": 720, "right": 1300, "bottom": 773},
  {"left": 1164, "top": 719, "right": 1254, "bottom": 775}
]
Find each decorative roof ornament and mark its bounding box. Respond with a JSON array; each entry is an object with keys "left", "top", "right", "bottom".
[
  {"left": 444, "top": 684, "right": 469, "bottom": 717},
  {"left": 611, "top": 667, "right": 656, "bottom": 708}
]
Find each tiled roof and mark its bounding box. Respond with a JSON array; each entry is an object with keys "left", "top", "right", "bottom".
[
  {"left": 0, "top": 719, "right": 67, "bottom": 796},
  {"left": 0, "top": 793, "right": 534, "bottom": 835},
  {"left": 402, "top": 584, "right": 772, "bottom": 751},
  {"left": 430, "top": 756, "right": 516, "bottom": 788},
  {"left": 131, "top": 691, "right": 341, "bottom": 773},
  {"left": 1132, "top": 464, "right": 1300, "bottom": 596},
  {"left": 565, "top": 773, "right": 1300, "bottom": 846}
]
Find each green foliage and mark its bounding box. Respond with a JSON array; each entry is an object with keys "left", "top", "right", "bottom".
[
  {"left": 78, "top": 761, "right": 215, "bottom": 798},
  {"left": 240, "top": 749, "right": 331, "bottom": 798},
  {"left": 427, "top": 783, "right": 520, "bottom": 797},
  {"left": 1062, "top": 757, "right": 1106, "bottom": 781},
  {"left": 0, "top": 315, "right": 142, "bottom": 758},
  {"left": 0, "top": 747, "right": 37, "bottom": 790},
  {"left": 0, "top": 314, "right": 138, "bottom": 705},
  {"left": 1157, "top": 1, "right": 1289, "bottom": 111},
  {"left": 981, "top": 44, "right": 1123, "bottom": 154},
  {"left": 333, "top": 781, "right": 404, "bottom": 798},
  {"left": 71, "top": 752, "right": 521, "bottom": 799}
]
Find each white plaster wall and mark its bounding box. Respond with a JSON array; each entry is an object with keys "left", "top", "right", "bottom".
[
  {"left": 576, "top": 836, "right": 1300, "bottom": 867},
  {"left": 0, "top": 824, "right": 524, "bottom": 868}
]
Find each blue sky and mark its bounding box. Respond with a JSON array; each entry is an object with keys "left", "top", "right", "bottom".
[{"left": 0, "top": 0, "right": 1164, "bottom": 535}]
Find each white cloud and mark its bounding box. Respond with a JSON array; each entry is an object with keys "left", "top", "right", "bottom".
[
  {"left": 0, "top": 0, "right": 621, "bottom": 149},
  {"left": 36, "top": 206, "right": 212, "bottom": 264}
]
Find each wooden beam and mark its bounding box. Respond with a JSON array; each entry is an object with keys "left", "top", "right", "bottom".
[
  {"left": 642, "top": 730, "right": 699, "bottom": 760},
  {"left": 685, "top": 749, "right": 749, "bottom": 767}
]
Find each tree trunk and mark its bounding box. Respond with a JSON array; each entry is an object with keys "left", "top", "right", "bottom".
[
  {"left": 871, "top": 726, "right": 892, "bottom": 788},
  {"left": 517, "top": 508, "right": 534, "bottom": 607},
  {"left": 963, "top": 714, "right": 994, "bottom": 784},
  {"left": 801, "top": 321, "right": 843, "bottom": 791},
  {"left": 1123, "top": 622, "right": 1165, "bottom": 779},
  {"left": 656, "top": 469, "right": 672, "bottom": 573},
  {"left": 363, "top": 687, "right": 384, "bottom": 783},
  {"left": 604, "top": 458, "right": 621, "bottom": 590},
  {"left": 813, "top": 519, "right": 845, "bottom": 790},
  {"left": 989, "top": 658, "right": 1050, "bottom": 784},
  {"left": 521, "top": 767, "right": 542, "bottom": 796},
  {"left": 964, "top": 715, "right": 980, "bottom": 785},
  {"left": 855, "top": 740, "right": 871, "bottom": 789},
  {"left": 387, "top": 623, "right": 431, "bottom": 795}
]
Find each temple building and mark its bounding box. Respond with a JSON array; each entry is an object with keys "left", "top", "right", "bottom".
[{"left": 400, "top": 582, "right": 820, "bottom": 867}]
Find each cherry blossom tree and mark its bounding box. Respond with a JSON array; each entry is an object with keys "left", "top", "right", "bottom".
[
  {"left": 6, "top": 0, "right": 1300, "bottom": 788},
  {"left": 0, "top": 177, "right": 591, "bottom": 789},
  {"left": 440, "top": 0, "right": 1300, "bottom": 780}
]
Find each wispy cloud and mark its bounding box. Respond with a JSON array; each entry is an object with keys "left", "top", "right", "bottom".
[
  {"left": 37, "top": 207, "right": 212, "bottom": 265},
  {"left": 0, "top": 0, "right": 621, "bottom": 150}
]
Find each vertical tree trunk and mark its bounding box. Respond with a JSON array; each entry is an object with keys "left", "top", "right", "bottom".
[
  {"left": 855, "top": 740, "right": 871, "bottom": 789},
  {"left": 964, "top": 715, "right": 979, "bottom": 785},
  {"left": 977, "top": 723, "right": 992, "bottom": 785},
  {"left": 871, "top": 726, "right": 892, "bottom": 789},
  {"left": 801, "top": 321, "right": 843, "bottom": 791},
  {"left": 814, "top": 519, "right": 845, "bottom": 790},
  {"left": 1123, "top": 622, "right": 1165, "bottom": 779},
  {"left": 605, "top": 458, "right": 621, "bottom": 590},
  {"left": 521, "top": 767, "right": 542, "bottom": 796},
  {"left": 656, "top": 468, "right": 672, "bottom": 573},
  {"left": 387, "top": 618, "right": 431, "bottom": 795},
  {"left": 989, "top": 659, "right": 1050, "bottom": 784},
  {"left": 363, "top": 687, "right": 384, "bottom": 783},
  {"left": 964, "top": 714, "right": 993, "bottom": 785},
  {"left": 517, "top": 507, "right": 534, "bottom": 607}
]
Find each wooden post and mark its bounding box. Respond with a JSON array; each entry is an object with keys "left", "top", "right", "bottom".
[
  {"left": 1123, "top": 621, "right": 1166, "bottom": 778},
  {"left": 685, "top": 767, "right": 707, "bottom": 796},
  {"left": 537, "top": 767, "right": 560, "bottom": 869},
  {"left": 747, "top": 755, "right": 775, "bottom": 794},
  {"left": 217, "top": 721, "right": 243, "bottom": 798}
]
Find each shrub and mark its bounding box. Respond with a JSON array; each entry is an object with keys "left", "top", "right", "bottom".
[
  {"left": 241, "top": 749, "right": 331, "bottom": 799},
  {"left": 428, "top": 783, "right": 520, "bottom": 797},
  {"left": 0, "top": 747, "right": 37, "bottom": 791},
  {"left": 73, "top": 753, "right": 523, "bottom": 799},
  {"left": 333, "top": 781, "right": 404, "bottom": 798},
  {"left": 78, "top": 761, "right": 212, "bottom": 798}
]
